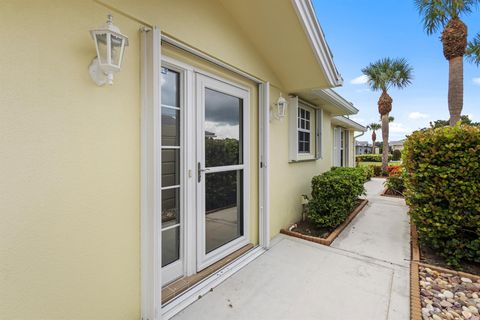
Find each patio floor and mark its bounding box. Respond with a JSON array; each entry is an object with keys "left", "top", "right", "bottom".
[{"left": 173, "top": 178, "right": 410, "bottom": 320}]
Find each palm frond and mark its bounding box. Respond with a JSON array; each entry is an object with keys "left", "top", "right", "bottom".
[
  {"left": 466, "top": 33, "right": 480, "bottom": 66},
  {"left": 367, "top": 122, "right": 381, "bottom": 131},
  {"left": 362, "top": 57, "right": 413, "bottom": 92},
  {"left": 415, "top": 0, "right": 479, "bottom": 34}
]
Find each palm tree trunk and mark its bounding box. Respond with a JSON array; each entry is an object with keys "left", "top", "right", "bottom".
[
  {"left": 381, "top": 114, "right": 389, "bottom": 172},
  {"left": 372, "top": 132, "right": 376, "bottom": 154},
  {"left": 448, "top": 56, "right": 463, "bottom": 126}
]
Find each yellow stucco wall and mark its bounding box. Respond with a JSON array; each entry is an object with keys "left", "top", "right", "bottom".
[
  {"left": 0, "top": 1, "right": 143, "bottom": 319},
  {"left": 268, "top": 86, "right": 334, "bottom": 235}
]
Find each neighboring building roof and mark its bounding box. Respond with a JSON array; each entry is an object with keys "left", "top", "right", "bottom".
[
  {"left": 389, "top": 139, "right": 406, "bottom": 146},
  {"left": 331, "top": 116, "right": 367, "bottom": 132},
  {"left": 355, "top": 141, "right": 371, "bottom": 147}
]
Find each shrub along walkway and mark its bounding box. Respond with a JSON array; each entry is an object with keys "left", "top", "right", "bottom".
[{"left": 173, "top": 178, "right": 410, "bottom": 320}]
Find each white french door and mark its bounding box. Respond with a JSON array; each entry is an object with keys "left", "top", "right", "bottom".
[
  {"left": 195, "top": 74, "right": 250, "bottom": 271},
  {"left": 160, "top": 59, "right": 250, "bottom": 285}
]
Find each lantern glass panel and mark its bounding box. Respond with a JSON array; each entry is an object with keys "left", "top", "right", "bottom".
[
  {"left": 95, "top": 33, "right": 108, "bottom": 65},
  {"left": 110, "top": 34, "right": 124, "bottom": 67}
]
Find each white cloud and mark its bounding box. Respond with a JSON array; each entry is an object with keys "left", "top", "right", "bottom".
[
  {"left": 355, "top": 88, "right": 370, "bottom": 93},
  {"left": 350, "top": 75, "right": 369, "bottom": 85},
  {"left": 408, "top": 112, "right": 429, "bottom": 120},
  {"left": 389, "top": 122, "right": 412, "bottom": 134},
  {"left": 473, "top": 78, "right": 480, "bottom": 86}
]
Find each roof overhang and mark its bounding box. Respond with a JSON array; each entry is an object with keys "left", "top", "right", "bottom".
[
  {"left": 220, "top": 0, "right": 343, "bottom": 91},
  {"left": 332, "top": 116, "right": 367, "bottom": 132},
  {"left": 293, "top": 88, "right": 358, "bottom": 116},
  {"left": 291, "top": 0, "right": 343, "bottom": 87}
]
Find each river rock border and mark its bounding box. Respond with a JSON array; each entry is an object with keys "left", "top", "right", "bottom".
[{"left": 411, "top": 222, "right": 480, "bottom": 320}]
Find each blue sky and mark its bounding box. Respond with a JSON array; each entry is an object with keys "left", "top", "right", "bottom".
[{"left": 313, "top": 0, "right": 480, "bottom": 141}]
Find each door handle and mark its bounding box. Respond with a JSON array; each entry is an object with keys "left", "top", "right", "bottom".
[{"left": 197, "top": 162, "right": 206, "bottom": 183}]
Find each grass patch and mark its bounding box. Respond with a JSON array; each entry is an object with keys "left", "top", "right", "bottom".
[{"left": 357, "top": 161, "right": 401, "bottom": 167}]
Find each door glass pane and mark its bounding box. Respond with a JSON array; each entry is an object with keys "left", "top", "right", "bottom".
[
  {"left": 161, "top": 67, "right": 181, "bottom": 271},
  {"left": 162, "top": 227, "right": 180, "bottom": 267},
  {"left": 205, "top": 170, "right": 243, "bottom": 253},
  {"left": 162, "top": 108, "right": 180, "bottom": 146},
  {"left": 161, "top": 149, "right": 180, "bottom": 187},
  {"left": 162, "top": 188, "right": 180, "bottom": 228},
  {"left": 161, "top": 68, "right": 180, "bottom": 107},
  {"left": 204, "top": 88, "right": 243, "bottom": 168}
]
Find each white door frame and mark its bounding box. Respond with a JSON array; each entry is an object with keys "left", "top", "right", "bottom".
[
  {"left": 140, "top": 29, "right": 270, "bottom": 320},
  {"left": 195, "top": 73, "right": 250, "bottom": 271}
]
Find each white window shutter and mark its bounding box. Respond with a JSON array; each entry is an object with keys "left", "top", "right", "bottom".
[
  {"left": 288, "top": 96, "right": 299, "bottom": 161},
  {"left": 315, "top": 109, "right": 322, "bottom": 160},
  {"left": 344, "top": 130, "right": 350, "bottom": 167},
  {"left": 333, "top": 127, "right": 341, "bottom": 167}
]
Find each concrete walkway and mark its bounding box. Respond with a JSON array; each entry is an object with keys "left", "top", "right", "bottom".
[{"left": 173, "top": 178, "right": 410, "bottom": 320}]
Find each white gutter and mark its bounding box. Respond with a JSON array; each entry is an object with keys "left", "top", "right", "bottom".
[
  {"left": 314, "top": 89, "right": 358, "bottom": 115},
  {"left": 332, "top": 116, "right": 367, "bottom": 132},
  {"left": 292, "top": 0, "right": 343, "bottom": 87}
]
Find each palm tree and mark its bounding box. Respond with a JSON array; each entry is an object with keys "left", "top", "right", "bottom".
[
  {"left": 467, "top": 33, "right": 480, "bottom": 65},
  {"left": 367, "top": 123, "right": 381, "bottom": 154},
  {"left": 362, "top": 58, "right": 413, "bottom": 172},
  {"left": 388, "top": 116, "right": 395, "bottom": 123},
  {"left": 415, "top": 0, "right": 479, "bottom": 126}
]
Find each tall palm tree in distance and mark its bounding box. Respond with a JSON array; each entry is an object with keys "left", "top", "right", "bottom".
[
  {"left": 367, "top": 123, "right": 381, "bottom": 154},
  {"left": 362, "top": 58, "right": 413, "bottom": 172},
  {"left": 415, "top": 0, "right": 479, "bottom": 126},
  {"left": 467, "top": 33, "right": 480, "bottom": 65}
]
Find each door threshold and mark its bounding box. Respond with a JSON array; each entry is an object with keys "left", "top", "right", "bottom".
[
  {"left": 161, "top": 245, "right": 266, "bottom": 319},
  {"left": 162, "top": 243, "right": 254, "bottom": 304}
]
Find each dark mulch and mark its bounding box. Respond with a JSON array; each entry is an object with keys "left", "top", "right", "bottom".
[
  {"left": 383, "top": 188, "right": 404, "bottom": 197},
  {"left": 420, "top": 242, "right": 480, "bottom": 275},
  {"left": 291, "top": 200, "right": 364, "bottom": 239},
  {"left": 291, "top": 220, "right": 332, "bottom": 238}
]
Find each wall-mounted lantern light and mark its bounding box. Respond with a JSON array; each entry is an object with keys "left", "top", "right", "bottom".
[
  {"left": 89, "top": 14, "right": 129, "bottom": 86},
  {"left": 271, "top": 94, "right": 288, "bottom": 121}
]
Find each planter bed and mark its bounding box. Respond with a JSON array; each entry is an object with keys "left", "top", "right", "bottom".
[
  {"left": 411, "top": 223, "right": 480, "bottom": 320},
  {"left": 280, "top": 199, "right": 368, "bottom": 246},
  {"left": 381, "top": 188, "right": 404, "bottom": 198}
]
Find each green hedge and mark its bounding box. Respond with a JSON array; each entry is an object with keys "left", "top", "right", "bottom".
[
  {"left": 308, "top": 167, "right": 366, "bottom": 228},
  {"left": 392, "top": 149, "right": 402, "bottom": 161},
  {"left": 403, "top": 125, "right": 480, "bottom": 266},
  {"left": 356, "top": 153, "right": 393, "bottom": 162}
]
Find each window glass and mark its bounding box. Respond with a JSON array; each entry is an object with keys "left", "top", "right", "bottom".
[{"left": 297, "top": 107, "right": 311, "bottom": 153}]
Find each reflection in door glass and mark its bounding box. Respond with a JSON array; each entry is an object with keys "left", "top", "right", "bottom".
[
  {"left": 162, "top": 227, "right": 180, "bottom": 267},
  {"left": 205, "top": 170, "right": 243, "bottom": 253},
  {"left": 161, "top": 67, "right": 181, "bottom": 269},
  {"left": 204, "top": 88, "right": 243, "bottom": 167}
]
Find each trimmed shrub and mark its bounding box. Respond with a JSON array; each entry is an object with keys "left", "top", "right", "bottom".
[
  {"left": 371, "top": 165, "right": 383, "bottom": 177},
  {"left": 387, "top": 165, "right": 402, "bottom": 175},
  {"left": 331, "top": 166, "right": 370, "bottom": 183},
  {"left": 392, "top": 149, "right": 402, "bottom": 161},
  {"left": 403, "top": 125, "right": 480, "bottom": 267},
  {"left": 385, "top": 166, "right": 405, "bottom": 195},
  {"left": 361, "top": 165, "right": 374, "bottom": 181},
  {"left": 356, "top": 153, "right": 393, "bottom": 162},
  {"left": 308, "top": 168, "right": 366, "bottom": 228}
]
